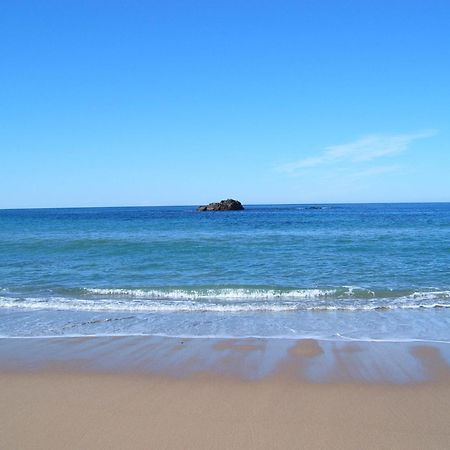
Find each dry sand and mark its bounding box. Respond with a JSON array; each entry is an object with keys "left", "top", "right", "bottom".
[
  {"left": 1, "top": 337, "right": 450, "bottom": 449},
  {"left": 1, "top": 372, "right": 450, "bottom": 450}
]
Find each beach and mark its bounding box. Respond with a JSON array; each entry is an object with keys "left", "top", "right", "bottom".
[
  {"left": 1, "top": 205, "right": 450, "bottom": 448},
  {"left": 1, "top": 336, "right": 450, "bottom": 449}
]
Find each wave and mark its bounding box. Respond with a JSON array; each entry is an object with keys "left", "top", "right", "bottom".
[
  {"left": 81, "top": 286, "right": 450, "bottom": 301},
  {"left": 5, "top": 285, "right": 450, "bottom": 302},
  {"left": 1, "top": 293, "right": 450, "bottom": 313},
  {"left": 81, "top": 287, "right": 341, "bottom": 300},
  {"left": 1, "top": 286, "right": 450, "bottom": 314}
]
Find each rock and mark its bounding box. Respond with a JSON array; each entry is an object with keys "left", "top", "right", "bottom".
[{"left": 197, "top": 199, "right": 244, "bottom": 211}]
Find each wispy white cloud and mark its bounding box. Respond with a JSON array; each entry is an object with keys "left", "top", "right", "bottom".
[{"left": 278, "top": 129, "right": 437, "bottom": 173}]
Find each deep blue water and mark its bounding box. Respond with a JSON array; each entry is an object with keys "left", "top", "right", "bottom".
[{"left": 1, "top": 203, "right": 450, "bottom": 340}]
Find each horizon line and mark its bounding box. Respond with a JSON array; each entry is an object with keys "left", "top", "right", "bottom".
[{"left": 1, "top": 200, "right": 450, "bottom": 211}]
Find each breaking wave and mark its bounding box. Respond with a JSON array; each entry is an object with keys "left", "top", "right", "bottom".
[
  {"left": 82, "top": 287, "right": 341, "bottom": 300},
  {"left": 80, "top": 286, "right": 450, "bottom": 302},
  {"left": 1, "top": 286, "right": 450, "bottom": 313}
]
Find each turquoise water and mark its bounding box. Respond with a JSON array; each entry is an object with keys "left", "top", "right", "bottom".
[{"left": 1, "top": 204, "right": 450, "bottom": 340}]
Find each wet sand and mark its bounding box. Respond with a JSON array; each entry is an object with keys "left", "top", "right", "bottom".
[{"left": 1, "top": 336, "right": 450, "bottom": 449}]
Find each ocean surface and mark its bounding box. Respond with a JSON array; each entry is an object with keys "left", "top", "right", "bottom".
[{"left": 1, "top": 203, "right": 450, "bottom": 341}]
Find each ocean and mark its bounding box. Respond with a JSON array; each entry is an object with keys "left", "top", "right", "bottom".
[{"left": 1, "top": 203, "right": 450, "bottom": 341}]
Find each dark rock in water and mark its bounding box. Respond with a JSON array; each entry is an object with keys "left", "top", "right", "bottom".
[
  {"left": 305, "top": 206, "right": 323, "bottom": 210},
  {"left": 197, "top": 199, "right": 244, "bottom": 211}
]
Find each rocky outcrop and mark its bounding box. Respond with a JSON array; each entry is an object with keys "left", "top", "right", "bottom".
[{"left": 197, "top": 199, "right": 244, "bottom": 211}]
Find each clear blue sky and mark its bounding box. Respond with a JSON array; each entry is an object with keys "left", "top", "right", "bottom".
[{"left": 1, "top": 1, "right": 449, "bottom": 208}]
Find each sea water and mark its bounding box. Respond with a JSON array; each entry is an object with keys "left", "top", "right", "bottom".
[{"left": 1, "top": 203, "right": 450, "bottom": 341}]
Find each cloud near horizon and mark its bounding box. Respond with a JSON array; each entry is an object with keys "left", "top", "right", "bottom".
[{"left": 278, "top": 129, "right": 437, "bottom": 174}]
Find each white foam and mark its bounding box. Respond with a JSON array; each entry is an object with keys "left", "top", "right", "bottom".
[
  {"left": 409, "top": 290, "right": 450, "bottom": 299},
  {"left": 1, "top": 333, "right": 450, "bottom": 344},
  {"left": 82, "top": 287, "right": 450, "bottom": 301},
  {"left": 1, "top": 295, "right": 450, "bottom": 313},
  {"left": 83, "top": 287, "right": 339, "bottom": 300}
]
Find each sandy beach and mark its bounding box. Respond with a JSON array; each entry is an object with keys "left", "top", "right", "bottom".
[{"left": 1, "top": 336, "right": 450, "bottom": 449}]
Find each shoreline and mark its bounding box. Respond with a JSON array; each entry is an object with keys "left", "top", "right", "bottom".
[
  {"left": 3, "top": 332, "right": 450, "bottom": 343},
  {"left": 1, "top": 335, "right": 450, "bottom": 383}
]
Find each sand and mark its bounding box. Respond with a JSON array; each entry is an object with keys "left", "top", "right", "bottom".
[{"left": 1, "top": 337, "right": 450, "bottom": 449}]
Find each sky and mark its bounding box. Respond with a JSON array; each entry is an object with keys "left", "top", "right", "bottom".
[{"left": 1, "top": 1, "right": 449, "bottom": 208}]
